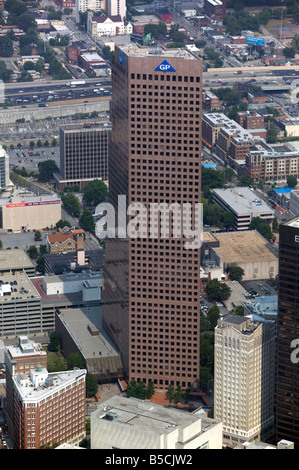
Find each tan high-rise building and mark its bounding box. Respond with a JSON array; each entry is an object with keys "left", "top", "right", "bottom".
[
  {"left": 102, "top": 45, "right": 202, "bottom": 391},
  {"left": 214, "top": 315, "right": 276, "bottom": 448}
]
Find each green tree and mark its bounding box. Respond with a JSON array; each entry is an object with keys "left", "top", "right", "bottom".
[
  {"left": 86, "top": 373, "right": 98, "bottom": 397},
  {"left": 205, "top": 279, "right": 231, "bottom": 301},
  {"left": 0, "top": 35, "right": 13, "bottom": 57},
  {"left": 283, "top": 46, "right": 296, "bottom": 58},
  {"left": 166, "top": 384, "right": 175, "bottom": 402},
  {"left": 15, "top": 13, "right": 36, "bottom": 31},
  {"left": 146, "top": 380, "right": 155, "bottom": 399},
  {"left": 287, "top": 175, "right": 297, "bottom": 188},
  {"left": 39, "top": 244, "right": 48, "bottom": 255},
  {"left": 27, "top": 245, "right": 38, "bottom": 259},
  {"left": 207, "top": 305, "right": 220, "bottom": 329},
  {"left": 83, "top": 179, "right": 108, "bottom": 206},
  {"left": 235, "top": 306, "right": 244, "bottom": 316},
  {"left": 228, "top": 266, "right": 245, "bottom": 282},
  {"left": 272, "top": 217, "right": 279, "bottom": 233},
  {"left": 34, "top": 230, "right": 42, "bottom": 240},
  {"left": 62, "top": 193, "right": 81, "bottom": 218},
  {"left": 80, "top": 208, "right": 95, "bottom": 232},
  {"left": 67, "top": 352, "right": 85, "bottom": 370},
  {"left": 48, "top": 331, "right": 61, "bottom": 352},
  {"left": 38, "top": 159, "right": 59, "bottom": 182},
  {"left": 36, "top": 254, "right": 45, "bottom": 274},
  {"left": 56, "top": 219, "right": 72, "bottom": 230},
  {"left": 267, "top": 123, "right": 279, "bottom": 144},
  {"left": 222, "top": 211, "right": 234, "bottom": 230},
  {"left": 250, "top": 217, "right": 274, "bottom": 242}
]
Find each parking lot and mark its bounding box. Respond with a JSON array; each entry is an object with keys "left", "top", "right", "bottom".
[
  {"left": 241, "top": 279, "right": 278, "bottom": 298},
  {"left": 0, "top": 230, "right": 49, "bottom": 250},
  {"left": 8, "top": 146, "right": 60, "bottom": 173}
]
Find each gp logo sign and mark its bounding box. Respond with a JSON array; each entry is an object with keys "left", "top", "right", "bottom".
[{"left": 155, "top": 60, "right": 176, "bottom": 72}]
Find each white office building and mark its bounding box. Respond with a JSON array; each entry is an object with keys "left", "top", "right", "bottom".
[
  {"left": 212, "top": 187, "right": 274, "bottom": 231},
  {"left": 91, "top": 396, "right": 222, "bottom": 449}
]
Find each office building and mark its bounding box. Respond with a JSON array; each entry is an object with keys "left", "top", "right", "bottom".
[
  {"left": 102, "top": 45, "right": 202, "bottom": 391},
  {"left": 0, "top": 145, "right": 11, "bottom": 190},
  {"left": 54, "top": 122, "right": 110, "bottom": 191},
  {"left": 91, "top": 396, "right": 222, "bottom": 449},
  {"left": 106, "top": 0, "right": 126, "bottom": 19},
  {"left": 276, "top": 217, "right": 299, "bottom": 446},
  {"left": 75, "top": 0, "right": 106, "bottom": 22},
  {"left": 4, "top": 336, "right": 86, "bottom": 449},
  {"left": 214, "top": 314, "right": 276, "bottom": 448},
  {"left": 204, "top": 0, "right": 226, "bottom": 22},
  {"left": 212, "top": 187, "right": 274, "bottom": 231}
]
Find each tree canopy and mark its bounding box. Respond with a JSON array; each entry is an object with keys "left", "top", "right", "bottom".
[
  {"left": 228, "top": 266, "right": 245, "bottom": 282},
  {"left": 38, "top": 160, "right": 59, "bottom": 182},
  {"left": 205, "top": 279, "right": 231, "bottom": 301},
  {"left": 83, "top": 179, "right": 108, "bottom": 206}
]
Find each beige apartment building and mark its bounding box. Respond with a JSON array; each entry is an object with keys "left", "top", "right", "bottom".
[
  {"left": 214, "top": 315, "right": 276, "bottom": 448},
  {"left": 246, "top": 147, "right": 299, "bottom": 182}
]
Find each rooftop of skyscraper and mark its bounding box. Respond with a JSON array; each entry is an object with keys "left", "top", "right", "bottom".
[{"left": 117, "top": 44, "right": 198, "bottom": 60}]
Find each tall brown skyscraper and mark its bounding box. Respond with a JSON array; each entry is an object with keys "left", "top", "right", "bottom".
[{"left": 103, "top": 45, "right": 202, "bottom": 391}]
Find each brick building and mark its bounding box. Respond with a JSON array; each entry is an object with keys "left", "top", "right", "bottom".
[{"left": 4, "top": 336, "right": 86, "bottom": 449}]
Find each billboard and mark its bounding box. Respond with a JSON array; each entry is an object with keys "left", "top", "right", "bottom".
[
  {"left": 246, "top": 36, "right": 265, "bottom": 46},
  {"left": 6, "top": 200, "right": 61, "bottom": 208}
]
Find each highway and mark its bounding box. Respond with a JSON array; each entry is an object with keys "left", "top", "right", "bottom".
[{"left": 2, "top": 78, "right": 111, "bottom": 108}]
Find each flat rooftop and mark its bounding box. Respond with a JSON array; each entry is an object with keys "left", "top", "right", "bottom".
[
  {"left": 0, "top": 194, "right": 60, "bottom": 207},
  {"left": 60, "top": 122, "right": 111, "bottom": 132},
  {"left": 213, "top": 187, "right": 273, "bottom": 215},
  {"left": 118, "top": 44, "right": 198, "bottom": 60},
  {"left": 212, "top": 230, "right": 278, "bottom": 263},
  {"left": 6, "top": 336, "right": 46, "bottom": 359},
  {"left": 56, "top": 306, "right": 119, "bottom": 359},
  {"left": 285, "top": 216, "right": 299, "bottom": 228},
  {"left": 14, "top": 367, "right": 86, "bottom": 401},
  {"left": 0, "top": 272, "right": 40, "bottom": 304},
  {"left": 0, "top": 249, "right": 35, "bottom": 272},
  {"left": 43, "top": 270, "right": 102, "bottom": 285},
  {"left": 93, "top": 396, "right": 220, "bottom": 435}
]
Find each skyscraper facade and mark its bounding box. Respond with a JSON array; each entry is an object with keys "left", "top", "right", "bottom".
[
  {"left": 214, "top": 315, "right": 276, "bottom": 448},
  {"left": 277, "top": 217, "right": 299, "bottom": 447},
  {"left": 54, "top": 122, "right": 110, "bottom": 191},
  {"left": 103, "top": 45, "right": 202, "bottom": 391}
]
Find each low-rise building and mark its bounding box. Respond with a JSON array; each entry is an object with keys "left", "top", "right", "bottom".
[
  {"left": 41, "top": 270, "right": 102, "bottom": 302},
  {"left": 279, "top": 117, "right": 299, "bottom": 138},
  {"left": 201, "top": 230, "right": 278, "bottom": 281},
  {"left": 87, "top": 13, "right": 132, "bottom": 38},
  {"left": 203, "top": 91, "right": 220, "bottom": 111},
  {"left": 47, "top": 228, "right": 85, "bottom": 255},
  {"left": 55, "top": 306, "right": 123, "bottom": 381},
  {"left": 91, "top": 396, "right": 222, "bottom": 449},
  {"left": 212, "top": 187, "right": 274, "bottom": 230},
  {"left": 0, "top": 194, "right": 61, "bottom": 232}
]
